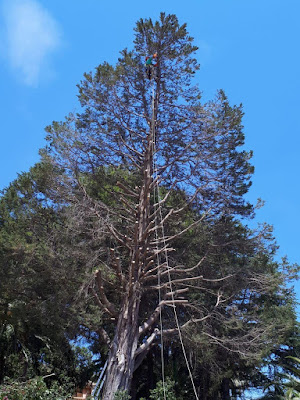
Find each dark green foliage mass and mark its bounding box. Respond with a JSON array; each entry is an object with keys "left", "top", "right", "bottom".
[{"left": 0, "top": 163, "right": 97, "bottom": 389}]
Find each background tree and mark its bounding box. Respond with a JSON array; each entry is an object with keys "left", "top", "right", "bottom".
[{"left": 0, "top": 163, "right": 96, "bottom": 388}]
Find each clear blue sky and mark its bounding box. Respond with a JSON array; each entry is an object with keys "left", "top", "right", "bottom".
[{"left": 0, "top": 0, "right": 299, "bottom": 298}]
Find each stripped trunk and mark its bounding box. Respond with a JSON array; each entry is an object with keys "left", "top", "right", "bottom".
[
  {"left": 101, "top": 288, "right": 141, "bottom": 399},
  {"left": 101, "top": 119, "right": 156, "bottom": 399}
]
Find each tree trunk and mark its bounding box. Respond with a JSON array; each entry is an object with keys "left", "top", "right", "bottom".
[
  {"left": 101, "top": 80, "right": 157, "bottom": 400},
  {"left": 101, "top": 285, "right": 141, "bottom": 399},
  {"left": 130, "top": 377, "right": 137, "bottom": 400},
  {"left": 0, "top": 349, "right": 5, "bottom": 384},
  {"left": 0, "top": 320, "right": 8, "bottom": 384},
  {"left": 221, "top": 378, "right": 231, "bottom": 400}
]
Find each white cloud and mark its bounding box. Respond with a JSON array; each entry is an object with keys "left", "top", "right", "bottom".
[{"left": 1, "top": 0, "right": 61, "bottom": 86}]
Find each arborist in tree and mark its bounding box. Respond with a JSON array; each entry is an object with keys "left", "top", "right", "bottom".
[{"left": 145, "top": 53, "right": 158, "bottom": 80}]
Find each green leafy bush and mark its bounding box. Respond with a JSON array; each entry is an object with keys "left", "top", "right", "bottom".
[
  {"left": 114, "top": 390, "right": 131, "bottom": 400},
  {"left": 149, "top": 378, "right": 177, "bottom": 400},
  {"left": 0, "top": 376, "right": 72, "bottom": 400}
]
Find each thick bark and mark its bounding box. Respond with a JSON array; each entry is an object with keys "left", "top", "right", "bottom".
[{"left": 102, "top": 286, "right": 141, "bottom": 399}]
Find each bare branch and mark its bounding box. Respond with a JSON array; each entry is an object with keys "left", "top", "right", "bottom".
[
  {"left": 90, "top": 287, "right": 115, "bottom": 317},
  {"left": 150, "top": 209, "right": 211, "bottom": 245},
  {"left": 174, "top": 253, "right": 208, "bottom": 274},
  {"left": 149, "top": 275, "right": 204, "bottom": 290},
  {"left": 173, "top": 188, "right": 201, "bottom": 215},
  {"left": 138, "top": 297, "right": 189, "bottom": 337},
  {"left": 97, "top": 327, "right": 111, "bottom": 346},
  {"left": 95, "top": 270, "right": 118, "bottom": 318},
  {"left": 109, "top": 248, "right": 127, "bottom": 289},
  {"left": 148, "top": 209, "right": 174, "bottom": 235},
  {"left": 116, "top": 181, "right": 139, "bottom": 199},
  {"left": 166, "top": 288, "right": 189, "bottom": 297},
  {"left": 135, "top": 329, "right": 159, "bottom": 357},
  {"left": 107, "top": 224, "right": 131, "bottom": 249}
]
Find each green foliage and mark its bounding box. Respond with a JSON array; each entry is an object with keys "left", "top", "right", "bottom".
[
  {"left": 0, "top": 162, "right": 99, "bottom": 388},
  {"left": 114, "top": 390, "right": 131, "bottom": 400},
  {"left": 0, "top": 376, "right": 72, "bottom": 400},
  {"left": 149, "top": 378, "right": 177, "bottom": 400},
  {"left": 73, "top": 345, "right": 97, "bottom": 389},
  {"left": 260, "top": 356, "right": 300, "bottom": 400}
]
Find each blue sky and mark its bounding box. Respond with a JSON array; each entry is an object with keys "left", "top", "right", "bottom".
[{"left": 0, "top": 0, "right": 299, "bottom": 297}]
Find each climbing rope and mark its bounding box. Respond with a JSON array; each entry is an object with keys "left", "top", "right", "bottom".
[{"left": 150, "top": 80, "right": 200, "bottom": 400}]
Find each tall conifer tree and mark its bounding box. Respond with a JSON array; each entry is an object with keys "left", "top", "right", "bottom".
[{"left": 43, "top": 13, "right": 296, "bottom": 399}]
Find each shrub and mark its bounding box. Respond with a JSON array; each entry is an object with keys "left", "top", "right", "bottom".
[
  {"left": 149, "top": 378, "right": 177, "bottom": 400},
  {"left": 114, "top": 390, "right": 131, "bottom": 400},
  {"left": 0, "top": 376, "right": 73, "bottom": 400}
]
